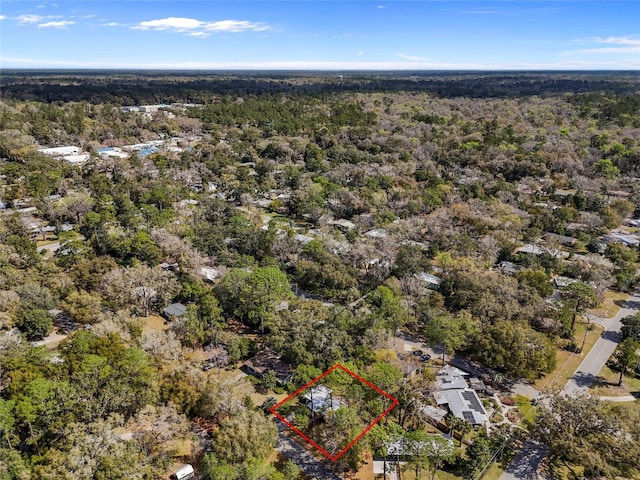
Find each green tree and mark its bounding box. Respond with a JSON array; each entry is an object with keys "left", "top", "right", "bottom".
[
  {"left": 0, "top": 400, "right": 18, "bottom": 450},
  {"left": 447, "top": 415, "right": 473, "bottom": 446},
  {"left": 368, "top": 286, "right": 411, "bottom": 337},
  {"left": 594, "top": 158, "right": 619, "bottom": 178},
  {"left": 514, "top": 269, "right": 553, "bottom": 298},
  {"left": 614, "top": 337, "right": 639, "bottom": 386},
  {"left": 209, "top": 409, "right": 277, "bottom": 465},
  {"left": 15, "top": 308, "right": 53, "bottom": 340},
  {"left": 219, "top": 267, "right": 291, "bottom": 332},
  {"left": 562, "top": 281, "right": 599, "bottom": 335},
  {"left": 202, "top": 455, "right": 240, "bottom": 480},
  {"left": 61, "top": 290, "right": 102, "bottom": 324},
  {"left": 423, "top": 312, "right": 479, "bottom": 364},
  {"left": 530, "top": 393, "right": 638, "bottom": 477},
  {"left": 463, "top": 434, "right": 492, "bottom": 479},
  {"left": 621, "top": 313, "right": 640, "bottom": 342}
]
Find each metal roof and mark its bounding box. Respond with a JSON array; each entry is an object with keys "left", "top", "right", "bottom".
[{"left": 163, "top": 303, "right": 187, "bottom": 317}]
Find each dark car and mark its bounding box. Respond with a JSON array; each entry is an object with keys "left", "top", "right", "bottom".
[
  {"left": 419, "top": 353, "right": 432, "bottom": 362},
  {"left": 411, "top": 350, "right": 424, "bottom": 356}
]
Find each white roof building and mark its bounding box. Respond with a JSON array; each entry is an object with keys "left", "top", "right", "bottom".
[
  {"left": 38, "top": 146, "right": 81, "bottom": 157},
  {"left": 98, "top": 147, "right": 129, "bottom": 159},
  {"left": 303, "top": 385, "right": 341, "bottom": 413},
  {"left": 38, "top": 146, "right": 89, "bottom": 164},
  {"left": 434, "top": 388, "right": 489, "bottom": 426},
  {"left": 433, "top": 365, "right": 489, "bottom": 426}
]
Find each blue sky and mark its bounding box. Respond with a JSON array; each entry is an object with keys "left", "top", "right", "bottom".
[{"left": 1, "top": 1, "right": 638, "bottom": 69}]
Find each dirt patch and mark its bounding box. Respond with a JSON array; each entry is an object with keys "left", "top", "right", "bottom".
[
  {"left": 140, "top": 314, "right": 169, "bottom": 333},
  {"left": 34, "top": 332, "right": 68, "bottom": 349}
]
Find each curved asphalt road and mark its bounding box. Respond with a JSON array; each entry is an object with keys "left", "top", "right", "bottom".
[{"left": 500, "top": 288, "right": 640, "bottom": 480}]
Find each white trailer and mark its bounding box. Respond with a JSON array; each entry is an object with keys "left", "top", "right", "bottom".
[{"left": 171, "top": 464, "right": 195, "bottom": 480}]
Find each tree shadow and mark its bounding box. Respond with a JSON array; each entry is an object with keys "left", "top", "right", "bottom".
[
  {"left": 601, "top": 330, "right": 622, "bottom": 342},
  {"left": 568, "top": 370, "right": 598, "bottom": 389}
]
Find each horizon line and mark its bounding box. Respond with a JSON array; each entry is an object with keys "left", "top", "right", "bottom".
[{"left": 2, "top": 67, "right": 640, "bottom": 73}]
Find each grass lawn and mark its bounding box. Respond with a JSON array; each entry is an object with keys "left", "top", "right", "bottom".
[
  {"left": 482, "top": 462, "right": 506, "bottom": 480},
  {"left": 35, "top": 236, "right": 58, "bottom": 246},
  {"left": 588, "top": 363, "right": 640, "bottom": 397},
  {"left": 534, "top": 320, "right": 603, "bottom": 393},
  {"left": 590, "top": 289, "right": 628, "bottom": 319},
  {"left": 399, "top": 469, "right": 460, "bottom": 480},
  {"left": 515, "top": 395, "right": 536, "bottom": 425}
]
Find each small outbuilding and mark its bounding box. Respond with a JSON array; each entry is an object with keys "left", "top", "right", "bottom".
[{"left": 162, "top": 303, "right": 187, "bottom": 320}]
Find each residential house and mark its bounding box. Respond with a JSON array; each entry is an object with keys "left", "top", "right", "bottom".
[
  {"left": 242, "top": 349, "right": 293, "bottom": 386},
  {"left": 544, "top": 232, "right": 578, "bottom": 247},
  {"left": 604, "top": 232, "right": 640, "bottom": 247},
  {"left": 433, "top": 365, "right": 489, "bottom": 427}
]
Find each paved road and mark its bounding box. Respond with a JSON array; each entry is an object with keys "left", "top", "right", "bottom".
[
  {"left": 274, "top": 422, "right": 342, "bottom": 480},
  {"left": 499, "top": 289, "right": 640, "bottom": 480},
  {"left": 563, "top": 288, "right": 640, "bottom": 395}
]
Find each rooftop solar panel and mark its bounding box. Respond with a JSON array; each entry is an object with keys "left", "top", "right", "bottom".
[
  {"left": 462, "top": 411, "right": 475, "bottom": 423},
  {"left": 462, "top": 391, "right": 484, "bottom": 412}
]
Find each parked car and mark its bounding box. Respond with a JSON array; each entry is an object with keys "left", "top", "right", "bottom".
[
  {"left": 419, "top": 353, "right": 432, "bottom": 362},
  {"left": 411, "top": 349, "right": 423, "bottom": 356}
]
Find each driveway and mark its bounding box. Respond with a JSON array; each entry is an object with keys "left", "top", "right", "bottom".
[
  {"left": 274, "top": 422, "right": 342, "bottom": 480},
  {"left": 500, "top": 440, "right": 549, "bottom": 480}
]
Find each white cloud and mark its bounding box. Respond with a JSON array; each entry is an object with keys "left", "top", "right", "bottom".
[
  {"left": 16, "top": 14, "right": 44, "bottom": 24},
  {"left": 568, "top": 46, "right": 640, "bottom": 55},
  {"left": 564, "top": 36, "right": 640, "bottom": 55},
  {"left": 397, "top": 53, "right": 431, "bottom": 61},
  {"left": 593, "top": 36, "right": 640, "bottom": 46},
  {"left": 204, "top": 20, "right": 269, "bottom": 32},
  {"left": 377, "top": 5, "right": 386, "bottom": 9},
  {"left": 188, "top": 31, "right": 210, "bottom": 38},
  {"left": 135, "top": 17, "right": 204, "bottom": 31},
  {"left": 0, "top": 15, "right": 5, "bottom": 21},
  {"left": 38, "top": 20, "right": 75, "bottom": 28},
  {"left": 133, "top": 17, "right": 269, "bottom": 35},
  {"left": 101, "top": 22, "right": 121, "bottom": 27},
  {"left": 357, "top": 51, "right": 364, "bottom": 56}
]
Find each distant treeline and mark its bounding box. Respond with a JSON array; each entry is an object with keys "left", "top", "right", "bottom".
[
  {"left": 2, "top": 70, "right": 639, "bottom": 104},
  {"left": 2, "top": 71, "right": 639, "bottom": 128}
]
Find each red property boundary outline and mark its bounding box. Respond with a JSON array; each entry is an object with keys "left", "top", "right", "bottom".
[{"left": 270, "top": 364, "right": 399, "bottom": 461}]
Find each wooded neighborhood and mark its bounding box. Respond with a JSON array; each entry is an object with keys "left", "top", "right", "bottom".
[{"left": 0, "top": 71, "right": 639, "bottom": 480}]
